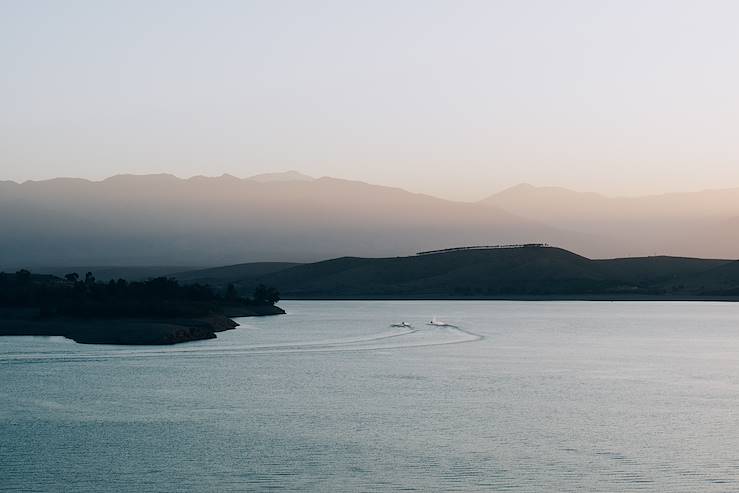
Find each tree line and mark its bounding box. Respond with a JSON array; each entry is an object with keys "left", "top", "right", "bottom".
[{"left": 0, "top": 270, "right": 279, "bottom": 319}]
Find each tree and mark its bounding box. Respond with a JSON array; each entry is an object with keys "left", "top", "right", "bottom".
[
  {"left": 252, "top": 284, "right": 280, "bottom": 305},
  {"left": 225, "top": 283, "right": 239, "bottom": 301},
  {"left": 15, "top": 269, "right": 31, "bottom": 284},
  {"left": 65, "top": 273, "right": 80, "bottom": 283}
]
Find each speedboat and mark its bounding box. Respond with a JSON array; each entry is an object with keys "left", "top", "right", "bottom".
[
  {"left": 427, "top": 317, "right": 458, "bottom": 328},
  {"left": 390, "top": 322, "right": 412, "bottom": 328}
]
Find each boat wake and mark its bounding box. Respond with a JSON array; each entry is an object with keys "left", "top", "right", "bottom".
[{"left": 0, "top": 324, "right": 483, "bottom": 364}]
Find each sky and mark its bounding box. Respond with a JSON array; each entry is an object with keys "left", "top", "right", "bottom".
[{"left": 1, "top": 0, "right": 738, "bottom": 201}]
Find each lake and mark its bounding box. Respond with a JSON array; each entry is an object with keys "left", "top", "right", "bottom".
[{"left": 3, "top": 300, "right": 739, "bottom": 492}]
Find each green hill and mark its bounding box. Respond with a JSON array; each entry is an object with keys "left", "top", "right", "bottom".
[
  {"left": 214, "top": 246, "right": 734, "bottom": 299},
  {"left": 593, "top": 256, "right": 730, "bottom": 286},
  {"left": 679, "top": 261, "right": 739, "bottom": 295}
]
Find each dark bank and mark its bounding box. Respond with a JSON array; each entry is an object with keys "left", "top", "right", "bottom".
[{"left": 0, "top": 270, "right": 284, "bottom": 345}]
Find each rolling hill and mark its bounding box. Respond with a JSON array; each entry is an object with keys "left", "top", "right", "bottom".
[{"left": 180, "top": 245, "right": 736, "bottom": 299}]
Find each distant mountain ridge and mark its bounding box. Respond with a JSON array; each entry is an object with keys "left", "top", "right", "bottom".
[
  {"left": 3, "top": 174, "right": 739, "bottom": 267},
  {"left": 2, "top": 171, "right": 315, "bottom": 186},
  {"left": 481, "top": 183, "right": 739, "bottom": 259},
  {"left": 248, "top": 171, "right": 314, "bottom": 182},
  {"left": 483, "top": 183, "right": 739, "bottom": 220},
  {"left": 1, "top": 173, "right": 598, "bottom": 267}
]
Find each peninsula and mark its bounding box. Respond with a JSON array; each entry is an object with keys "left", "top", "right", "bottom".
[{"left": 0, "top": 271, "right": 284, "bottom": 345}]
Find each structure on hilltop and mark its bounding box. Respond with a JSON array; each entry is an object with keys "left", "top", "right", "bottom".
[{"left": 416, "top": 243, "right": 551, "bottom": 256}]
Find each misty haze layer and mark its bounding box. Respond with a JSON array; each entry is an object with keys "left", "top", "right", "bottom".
[
  {"left": 0, "top": 174, "right": 576, "bottom": 267},
  {"left": 482, "top": 184, "right": 739, "bottom": 259},
  {"left": 3, "top": 173, "right": 739, "bottom": 268}
]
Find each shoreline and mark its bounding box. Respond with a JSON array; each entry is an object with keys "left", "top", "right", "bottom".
[
  {"left": 0, "top": 304, "right": 285, "bottom": 345},
  {"left": 280, "top": 295, "right": 739, "bottom": 302}
]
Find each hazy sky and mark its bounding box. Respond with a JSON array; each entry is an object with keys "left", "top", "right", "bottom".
[{"left": 2, "top": 0, "right": 738, "bottom": 200}]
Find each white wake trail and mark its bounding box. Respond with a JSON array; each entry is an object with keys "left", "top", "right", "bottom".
[{"left": 0, "top": 325, "right": 483, "bottom": 364}]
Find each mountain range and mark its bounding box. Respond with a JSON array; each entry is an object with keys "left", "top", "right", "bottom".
[
  {"left": 482, "top": 184, "right": 739, "bottom": 259},
  {"left": 2, "top": 172, "right": 739, "bottom": 269}
]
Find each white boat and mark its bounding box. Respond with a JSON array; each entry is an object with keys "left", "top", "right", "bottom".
[
  {"left": 427, "top": 317, "right": 458, "bottom": 328},
  {"left": 390, "top": 322, "right": 412, "bottom": 328}
]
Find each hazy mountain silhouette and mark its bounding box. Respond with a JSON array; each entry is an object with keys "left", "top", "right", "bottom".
[
  {"left": 6, "top": 174, "right": 739, "bottom": 268},
  {"left": 1, "top": 174, "right": 603, "bottom": 268},
  {"left": 248, "top": 170, "right": 314, "bottom": 182},
  {"left": 171, "top": 262, "right": 302, "bottom": 285},
  {"left": 482, "top": 184, "right": 739, "bottom": 259}
]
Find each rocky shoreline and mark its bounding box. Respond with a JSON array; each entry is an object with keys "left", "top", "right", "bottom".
[{"left": 0, "top": 304, "right": 285, "bottom": 345}]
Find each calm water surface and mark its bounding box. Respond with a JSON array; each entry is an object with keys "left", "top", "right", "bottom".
[{"left": 3, "top": 301, "right": 739, "bottom": 492}]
